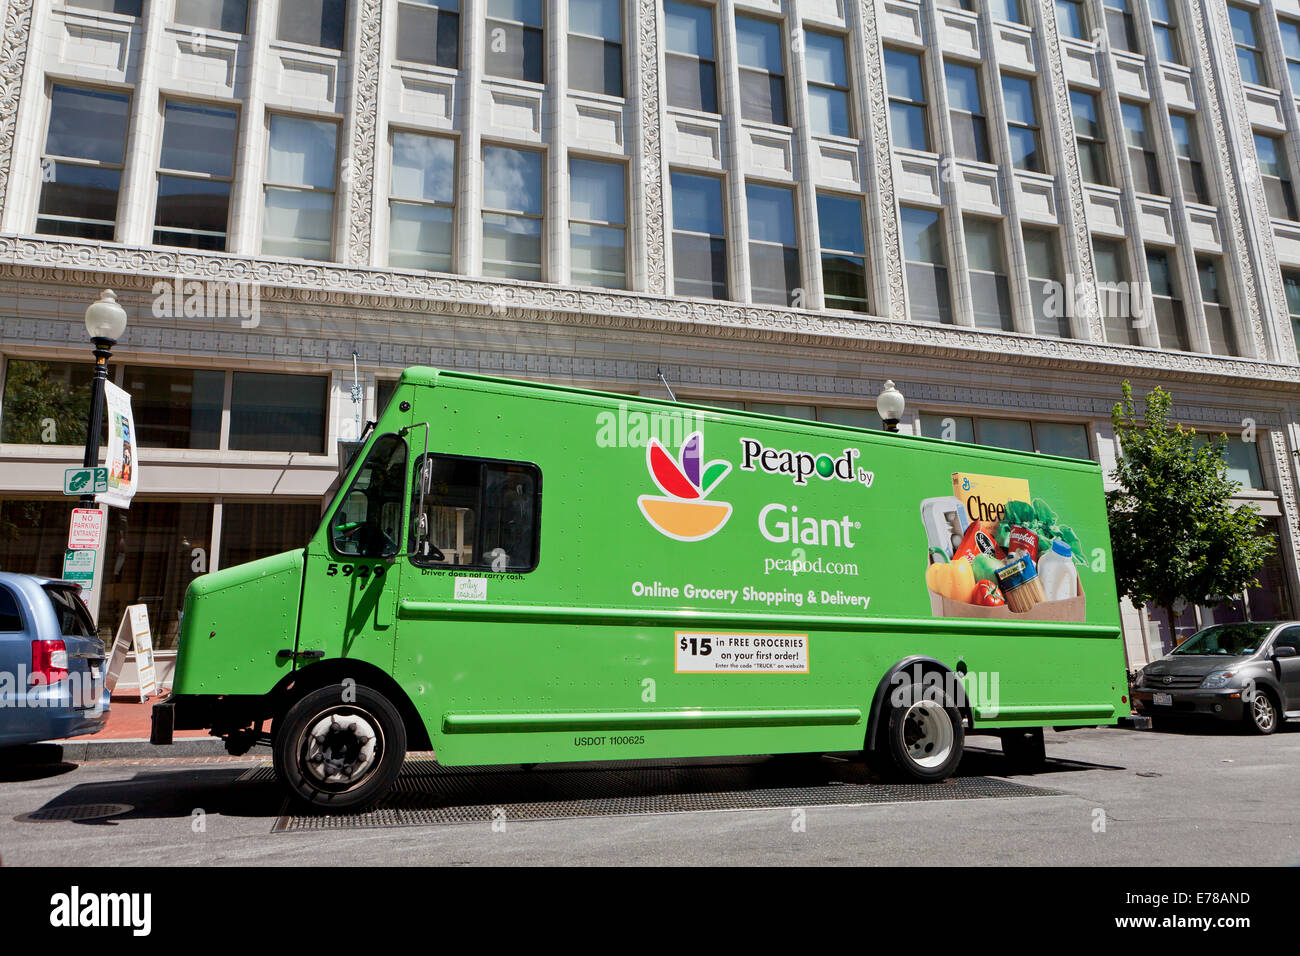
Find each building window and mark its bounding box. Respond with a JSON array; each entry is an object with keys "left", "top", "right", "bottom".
[
  {"left": 1170, "top": 112, "right": 1208, "bottom": 205},
  {"left": 65, "top": 0, "right": 141, "bottom": 14},
  {"left": 900, "top": 205, "right": 952, "bottom": 324},
  {"left": 988, "top": 0, "right": 1023, "bottom": 24},
  {"left": 569, "top": 0, "right": 622, "bottom": 96},
  {"left": 806, "top": 31, "right": 852, "bottom": 138},
  {"left": 1024, "top": 227, "right": 1066, "bottom": 337},
  {"left": 485, "top": 0, "right": 544, "bottom": 83},
  {"left": 1285, "top": 270, "right": 1300, "bottom": 361},
  {"left": 1002, "top": 74, "right": 1043, "bottom": 172},
  {"left": 396, "top": 0, "right": 459, "bottom": 69},
  {"left": 663, "top": 0, "right": 717, "bottom": 113},
  {"left": 936, "top": 0, "right": 975, "bottom": 10},
  {"left": 963, "top": 217, "right": 1012, "bottom": 331},
  {"left": 219, "top": 501, "right": 320, "bottom": 569},
  {"left": 0, "top": 359, "right": 96, "bottom": 446},
  {"left": 1192, "top": 433, "right": 1264, "bottom": 490},
  {"left": 1055, "top": 0, "right": 1088, "bottom": 41},
  {"left": 1148, "top": 0, "right": 1182, "bottom": 65},
  {"left": 1070, "top": 89, "right": 1110, "bottom": 186},
  {"left": 0, "top": 500, "right": 80, "bottom": 582},
  {"left": 154, "top": 102, "right": 237, "bottom": 251},
  {"left": 946, "top": 62, "right": 990, "bottom": 163},
  {"left": 1197, "top": 258, "right": 1238, "bottom": 356},
  {"left": 37, "top": 85, "right": 130, "bottom": 241},
  {"left": 1102, "top": 0, "right": 1138, "bottom": 53},
  {"left": 919, "top": 415, "right": 1091, "bottom": 458},
  {"left": 388, "top": 132, "right": 455, "bottom": 272},
  {"left": 122, "top": 366, "right": 224, "bottom": 449},
  {"left": 1034, "top": 421, "right": 1091, "bottom": 459},
  {"left": 102, "top": 501, "right": 214, "bottom": 648},
  {"left": 277, "top": 0, "right": 346, "bottom": 50},
  {"left": 1147, "top": 247, "right": 1189, "bottom": 351},
  {"left": 751, "top": 401, "right": 816, "bottom": 420},
  {"left": 1121, "top": 101, "right": 1162, "bottom": 196},
  {"left": 736, "top": 15, "right": 787, "bottom": 126},
  {"left": 1255, "top": 133, "right": 1298, "bottom": 220},
  {"left": 262, "top": 115, "right": 338, "bottom": 260},
  {"left": 885, "top": 49, "right": 929, "bottom": 151},
  {"left": 482, "top": 145, "right": 544, "bottom": 280},
  {"left": 1094, "top": 237, "right": 1138, "bottom": 345},
  {"left": 174, "top": 0, "right": 248, "bottom": 33},
  {"left": 670, "top": 171, "right": 727, "bottom": 300},
  {"left": 1229, "top": 4, "right": 1269, "bottom": 87},
  {"left": 569, "top": 157, "right": 627, "bottom": 289},
  {"left": 817, "top": 193, "right": 868, "bottom": 313},
  {"left": 1282, "top": 18, "right": 1300, "bottom": 91},
  {"left": 229, "top": 371, "right": 328, "bottom": 453},
  {"left": 746, "top": 183, "right": 800, "bottom": 306}
]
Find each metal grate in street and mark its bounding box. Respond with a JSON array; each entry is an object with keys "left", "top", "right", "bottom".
[{"left": 250, "top": 756, "right": 1064, "bottom": 831}]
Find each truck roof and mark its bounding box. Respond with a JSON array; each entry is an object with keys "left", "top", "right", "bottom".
[{"left": 396, "top": 366, "right": 1099, "bottom": 470}]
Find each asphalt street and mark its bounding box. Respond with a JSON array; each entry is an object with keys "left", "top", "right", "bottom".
[{"left": 1, "top": 723, "right": 1296, "bottom": 866}]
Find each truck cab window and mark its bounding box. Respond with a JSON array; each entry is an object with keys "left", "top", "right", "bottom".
[
  {"left": 330, "top": 433, "right": 408, "bottom": 559},
  {"left": 411, "top": 453, "right": 541, "bottom": 571}
]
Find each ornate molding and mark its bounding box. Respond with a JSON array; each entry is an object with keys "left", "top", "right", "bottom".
[
  {"left": 1268, "top": 426, "right": 1300, "bottom": 590},
  {"left": 638, "top": 0, "right": 667, "bottom": 294},
  {"left": 0, "top": 0, "right": 35, "bottom": 217},
  {"left": 344, "top": 0, "right": 383, "bottom": 266},
  {"left": 1035, "top": 0, "right": 1103, "bottom": 340},
  {"left": 3, "top": 235, "right": 1300, "bottom": 390},
  {"left": 1194, "top": 0, "right": 1289, "bottom": 361},
  {"left": 856, "top": 0, "right": 905, "bottom": 322}
]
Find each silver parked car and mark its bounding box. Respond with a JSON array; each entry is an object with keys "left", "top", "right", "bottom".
[
  {"left": 0, "top": 572, "right": 110, "bottom": 748},
  {"left": 1133, "top": 621, "right": 1300, "bottom": 734}
]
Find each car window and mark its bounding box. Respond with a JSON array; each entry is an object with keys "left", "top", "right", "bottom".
[
  {"left": 42, "top": 585, "right": 96, "bottom": 637},
  {"left": 0, "top": 586, "right": 22, "bottom": 631},
  {"left": 1275, "top": 628, "right": 1300, "bottom": 652}
]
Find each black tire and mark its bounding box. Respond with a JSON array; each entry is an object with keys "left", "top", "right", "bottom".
[
  {"left": 999, "top": 727, "right": 1046, "bottom": 771},
  {"left": 876, "top": 678, "right": 964, "bottom": 782},
  {"left": 1244, "top": 688, "right": 1279, "bottom": 736},
  {"left": 273, "top": 683, "right": 407, "bottom": 810}
]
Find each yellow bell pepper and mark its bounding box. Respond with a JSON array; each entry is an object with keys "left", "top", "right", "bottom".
[{"left": 926, "top": 555, "right": 977, "bottom": 604}]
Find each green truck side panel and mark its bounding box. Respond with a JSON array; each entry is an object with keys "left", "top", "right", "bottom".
[{"left": 172, "top": 367, "right": 1129, "bottom": 764}]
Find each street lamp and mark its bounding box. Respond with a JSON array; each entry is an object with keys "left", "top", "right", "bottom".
[
  {"left": 876, "top": 379, "right": 905, "bottom": 434},
  {"left": 79, "top": 290, "right": 128, "bottom": 507}
]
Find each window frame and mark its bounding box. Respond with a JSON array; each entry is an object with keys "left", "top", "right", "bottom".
[
  {"left": 946, "top": 60, "right": 991, "bottom": 164},
  {"left": 1169, "top": 111, "right": 1209, "bottom": 205},
  {"left": 567, "top": 0, "right": 624, "bottom": 97},
  {"left": 884, "top": 47, "right": 930, "bottom": 152},
  {"left": 387, "top": 127, "right": 458, "bottom": 272},
  {"left": 1001, "top": 72, "right": 1044, "bottom": 173},
  {"left": 816, "top": 191, "right": 869, "bottom": 314},
  {"left": 37, "top": 83, "right": 132, "bottom": 241},
  {"left": 805, "top": 28, "right": 853, "bottom": 139},
  {"left": 261, "top": 111, "right": 340, "bottom": 261},
  {"left": 394, "top": 0, "right": 462, "bottom": 71},
  {"left": 662, "top": 0, "right": 719, "bottom": 114},
  {"left": 1121, "top": 100, "right": 1163, "bottom": 197},
  {"left": 567, "top": 153, "right": 629, "bottom": 290},
  {"left": 480, "top": 142, "right": 546, "bottom": 280},
  {"left": 670, "top": 169, "right": 729, "bottom": 300},
  {"left": 407, "top": 450, "right": 544, "bottom": 573},
  {"left": 745, "top": 180, "right": 801, "bottom": 306},
  {"left": 1229, "top": 3, "right": 1269, "bottom": 87},
  {"left": 735, "top": 13, "right": 789, "bottom": 127},
  {"left": 1070, "top": 88, "right": 1111, "bottom": 186},
  {"left": 153, "top": 98, "right": 240, "bottom": 251},
  {"left": 484, "top": 0, "right": 546, "bottom": 84}
]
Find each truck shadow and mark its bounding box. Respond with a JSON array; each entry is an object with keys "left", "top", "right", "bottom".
[{"left": 10, "top": 748, "right": 1122, "bottom": 827}]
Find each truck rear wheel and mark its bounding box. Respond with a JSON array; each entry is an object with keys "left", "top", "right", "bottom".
[
  {"left": 273, "top": 683, "right": 406, "bottom": 810},
  {"left": 878, "top": 680, "right": 964, "bottom": 782}
]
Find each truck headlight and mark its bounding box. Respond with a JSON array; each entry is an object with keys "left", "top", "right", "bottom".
[{"left": 1200, "top": 670, "right": 1236, "bottom": 689}]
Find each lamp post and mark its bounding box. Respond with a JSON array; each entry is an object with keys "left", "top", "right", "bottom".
[
  {"left": 876, "top": 379, "right": 905, "bottom": 433},
  {"left": 79, "top": 290, "right": 128, "bottom": 508}
]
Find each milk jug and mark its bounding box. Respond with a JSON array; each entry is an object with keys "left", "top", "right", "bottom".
[{"left": 1038, "top": 539, "right": 1078, "bottom": 602}]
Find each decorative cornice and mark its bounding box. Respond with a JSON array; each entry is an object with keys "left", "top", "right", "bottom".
[
  {"left": 0, "top": 0, "right": 35, "bottom": 217},
  {"left": 3, "top": 234, "right": 1300, "bottom": 391}
]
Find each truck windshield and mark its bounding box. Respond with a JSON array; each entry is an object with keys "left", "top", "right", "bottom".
[
  {"left": 1172, "top": 623, "right": 1272, "bottom": 656},
  {"left": 329, "top": 433, "right": 408, "bottom": 559}
]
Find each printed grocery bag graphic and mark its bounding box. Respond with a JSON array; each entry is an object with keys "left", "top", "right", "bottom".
[
  {"left": 638, "top": 431, "right": 734, "bottom": 541},
  {"left": 921, "top": 472, "right": 1087, "bottom": 622}
]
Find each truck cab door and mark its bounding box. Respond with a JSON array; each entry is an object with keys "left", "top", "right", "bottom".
[{"left": 296, "top": 433, "right": 409, "bottom": 664}]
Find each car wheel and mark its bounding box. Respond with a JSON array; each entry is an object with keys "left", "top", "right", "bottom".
[
  {"left": 876, "top": 679, "right": 964, "bottom": 782},
  {"left": 999, "top": 727, "right": 1046, "bottom": 771},
  {"left": 1245, "top": 688, "right": 1279, "bottom": 736},
  {"left": 273, "top": 683, "right": 407, "bottom": 810}
]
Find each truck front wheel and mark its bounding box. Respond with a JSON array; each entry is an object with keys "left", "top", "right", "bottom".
[
  {"left": 879, "top": 680, "right": 964, "bottom": 782},
  {"left": 273, "top": 683, "right": 407, "bottom": 810}
]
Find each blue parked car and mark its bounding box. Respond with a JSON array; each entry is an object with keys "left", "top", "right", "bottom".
[{"left": 0, "top": 572, "right": 110, "bottom": 748}]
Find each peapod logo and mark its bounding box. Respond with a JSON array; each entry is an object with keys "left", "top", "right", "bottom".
[
  {"left": 637, "top": 431, "right": 734, "bottom": 541},
  {"left": 739, "top": 438, "right": 874, "bottom": 487}
]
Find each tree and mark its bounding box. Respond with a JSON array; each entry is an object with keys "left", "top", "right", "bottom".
[{"left": 1107, "top": 382, "right": 1274, "bottom": 648}]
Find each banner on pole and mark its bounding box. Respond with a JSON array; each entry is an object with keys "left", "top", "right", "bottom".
[{"left": 100, "top": 380, "right": 137, "bottom": 509}]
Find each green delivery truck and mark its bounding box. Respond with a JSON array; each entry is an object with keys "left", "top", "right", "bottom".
[{"left": 152, "top": 367, "right": 1128, "bottom": 808}]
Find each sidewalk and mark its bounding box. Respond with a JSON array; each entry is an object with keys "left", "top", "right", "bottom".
[{"left": 37, "top": 693, "right": 230, "bottom": 761}]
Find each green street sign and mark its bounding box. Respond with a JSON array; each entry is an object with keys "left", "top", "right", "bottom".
[
  {"left": 63, "top": 467, "right": 108, "bottom": 496},
  {"left": 62, "top": 548, "right": 96, "bottom": 585}
]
